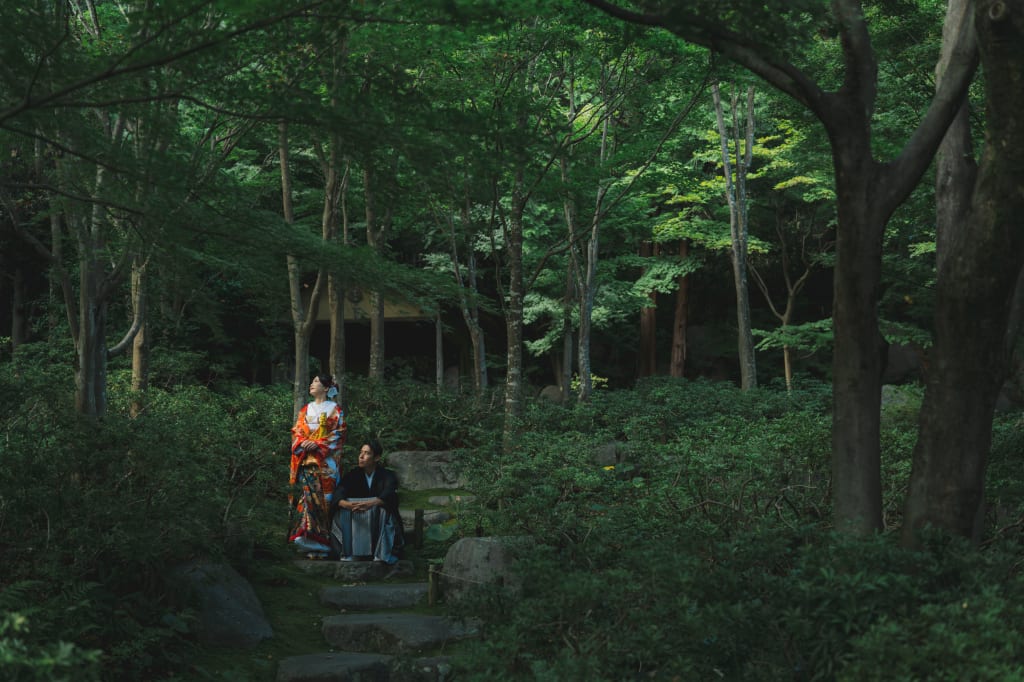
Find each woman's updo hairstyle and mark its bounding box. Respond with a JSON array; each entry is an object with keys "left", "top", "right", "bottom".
[{"left": 316, "top": 373, "right": 338, "bottom": 399}]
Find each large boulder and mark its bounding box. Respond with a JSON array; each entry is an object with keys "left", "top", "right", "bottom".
[
  {"left": 440, "top": 537, "right": 522, "bottom": 604},
  {"left": 386, "top": 450, "right": 466, "bottom": 491},
  {"left": 168, "top": 559, "right": 273, "bottom": 648}
]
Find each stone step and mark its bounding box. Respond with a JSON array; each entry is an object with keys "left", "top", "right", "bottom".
[
  {"left": 321, "top": 613, "right": 478, "bottom": 654},
  {"left": 321, "top": 583, "right": 430, "bottom": 611},
  {"left": 276, "top": 652, "right": 391, "bottom": 682},
  {"left": 276, "top": 651, "right": 452, "bottom": 682},
  {"left": 292, "top": 559, "right": 415, "bottom": 581}
]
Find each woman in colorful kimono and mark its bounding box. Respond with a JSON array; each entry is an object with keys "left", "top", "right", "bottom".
[{"left": 288, "top": 373, "right": 346, "bottom": 558}]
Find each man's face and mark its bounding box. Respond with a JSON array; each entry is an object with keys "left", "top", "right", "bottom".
[{"left": 358, "top": 445, "right": 378, "bottom": 470}]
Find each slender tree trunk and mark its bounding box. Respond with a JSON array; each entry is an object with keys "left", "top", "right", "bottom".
[
  {"left": 11, "top": 268, "right": 28, "bottom": 350},
  {"left": 670, "top": 240, "right": 689, "bottom": 378},
  {"left": 435, "top": 313, "right": 444, "bottom": 394},
  {"left": 903, "top": 0, "right": 1023, "bottom": 544},
  {"left": 323, "top": 34, "right": 348, "bottom": 394},
  {"left": 502, "top": 170, "right": 526, "bottom": 449},
  {"left": 364, "top": 168, "right": 388, "bottom": 380},
  {"left": 560, "top": 260, "right": 575, "bottom": 399},
  {"left": 129, "top": 256, "right": 148, "bottom": 418},
  {"left": 74, "top": 161, "right": 115, "bottom": 418},
  {"left": 450, "top": 200, "right": 488, "bottom": 395},
  {"left": 749, "top": 210, "right": 816, "bottom": 393},
  {"left": 638, "top": 241, "right": 657, "bottom": 378},
  {"left": 713, "top": 82, "right": 757, "bottom": 389},
  {"left": 576, "top": 114, "right": 611, "bottom": 402},
  {"left": 559, "top": 142, "right": 578, "bottom": 402},
  {"left": 280, "top": 122, "right": 323, "bottom": 418},
  {"left": 323, "top": 143, "right": 345, "bottom": 389}
]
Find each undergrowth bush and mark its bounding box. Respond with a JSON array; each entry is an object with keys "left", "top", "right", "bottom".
[
  {"left": 0, "top": 347, "right": 293, "bottom": 680},
  {"left": 4, "top": 347, "right": 1023, "bottom": 681},
  {"left": 451, "top": 378, "right": 1024, "bottom": 680},
  {"left": 344, "top": 376, "right": 502, "bottom": 449}
]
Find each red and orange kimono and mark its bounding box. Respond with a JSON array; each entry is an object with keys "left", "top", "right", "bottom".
[{"left": 287, "top": 400, "right": 346, "bottom": 554}]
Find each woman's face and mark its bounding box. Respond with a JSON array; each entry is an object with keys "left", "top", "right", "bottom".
[{"left": 309, "top": 376, "right": 327, "bottom": 398}]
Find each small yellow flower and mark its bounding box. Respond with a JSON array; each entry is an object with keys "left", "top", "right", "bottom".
[{"left": 603, "top": 465, "right": 615, "bottom": 471}]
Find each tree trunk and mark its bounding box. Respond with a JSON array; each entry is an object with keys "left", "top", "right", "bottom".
[
  {"left": 364, "top": 168, "right": 388, "bottom": 381},
  {"left": 280, "top": 122, "right": 323, "bottom": 418},
  {"left": 450, "top": 200, "right": 488, "bottom": 396},
  {"left": 830, "top": 144, "right": 887, "bottom": 535},
  {"left": 638, "top": 241, "right": 657, "bottom": 378},
  {"left": 670, "top": 240, "right": 689, "bottom": 378},
  {"left": 559, "top": 147, "right": 578, "bottom": 402},
  {"left": 11, "top": 267, "right": 28, "bottom": 350},
  {"left": 435, "top": 313, "right": 444, "bottom": 394},
  {"left": 465, "top": 249, "right": 488, "bottom": 394},
  {"left": 560, "top": 260, "right": 575, "bottom": 400},
  {"left": 322, "top": 142, "right": 345, "bottom": 388},
  {"left": 712, "top": 82, "right": 757, "bottom": 389},
  {"left": 577, "top": 191, "right": 605, "bottom": 402},
  {"left": 130, "top": 256, "right": 148, "bottom": 418},
  {"left": 73, "top": 162, "right": 116, "bottom": 418},
  {"left": 903, "top": 0, "right": 1024, "bottom": 544},
  {"left": 502, "top": 170, "right": 526, "bottom": 449}
]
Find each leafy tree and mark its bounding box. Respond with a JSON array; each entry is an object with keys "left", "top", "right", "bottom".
[{"left": 581, "top": 0, "right": 980, "bottom": 536}]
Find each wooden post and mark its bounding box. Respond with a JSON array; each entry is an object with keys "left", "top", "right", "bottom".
[{"left": 414, "top": 508, "right": 424, "bottom": 548}]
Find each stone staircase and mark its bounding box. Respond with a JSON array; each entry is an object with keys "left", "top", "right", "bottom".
[
  {"left": 275, "top": 554, "right": 476, "bottom": 681},
  {"left": 275, "top": 452, "right": 480, "bottom": 681}
]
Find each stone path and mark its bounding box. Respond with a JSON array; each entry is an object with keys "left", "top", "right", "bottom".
[{"left": 276, "top": 555, "right": 476, "bottom": 681}]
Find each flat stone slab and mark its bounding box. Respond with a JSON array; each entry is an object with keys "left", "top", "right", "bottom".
[
  {"left": 426, "top": 495, "right": 475, "bottom": 507},
  {"left": 399, "top": 509, "right": 450, "bottom": 531},
  {"left": 322, "top": 613, "right": 478, "bottom": 654},
  {"left": 292, "top": 559, "right": 414, "bottom": 581},
  {"left": 320, "top": 583, "right": 429, "bottom": 611},
  {"left": 276, "top": 652, "right": 452, "bottom": 682},
  {"left": 276, "top": 652, "right": 392, "bottom": 682}
]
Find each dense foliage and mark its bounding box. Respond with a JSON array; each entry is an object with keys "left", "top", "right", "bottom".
[
  {"left": 2, "top": 1, "right": 1024, "bottom": 680},
  {"left": 2, "top": 346, "right": 1024, "bottom": 679},
  {"left": 448, "top": 379, "right": 1024, "bottom": 680}
]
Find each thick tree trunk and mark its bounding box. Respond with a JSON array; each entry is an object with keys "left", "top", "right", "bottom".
[
  {"left": 903, "top": 0, "right": 1024, "bottom": 544},
  {"left": 74, "top": 163, "right": 115, "bottom": 419},
  {"left": 670, "top": 240, "right": 689, "bottom": 378},
  {"left": 830, "top": 146, "right": 887, "bottom": 534}
]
